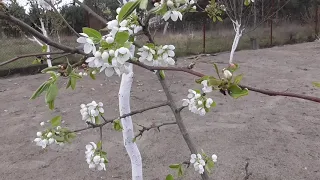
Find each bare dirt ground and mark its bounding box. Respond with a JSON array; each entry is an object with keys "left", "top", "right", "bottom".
[{"left": 0, "top": 42, "right": 319, "bottom": 180}]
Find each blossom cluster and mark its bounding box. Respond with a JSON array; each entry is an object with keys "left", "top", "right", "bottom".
[
  {"left": 154, "top": 0, "right": 196, "bottom": 21},
  {"left": 137, "top": 45, "right": 176, "bottom": 66},
  {"left": 34, "top": 122, "right": 63, "bottom": 148},
  {"left": 85, "top": 142, "right": 107, "bottom": 171},
  {"left": 182, "top": 89, "right": 214, "bottom": 116},
  {"left": 190, "top": 153, "right": 217, "bottom": 174},
  {"left": 80, "top": 101, "right": 104, "bottom": 124},
  {"left": 76, "top": 7, "right": 142, "bottom": 78}
]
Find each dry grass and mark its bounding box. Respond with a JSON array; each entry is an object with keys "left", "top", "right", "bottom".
[{"left": 0, "top": 23, "right": 315, "bottom": 70}]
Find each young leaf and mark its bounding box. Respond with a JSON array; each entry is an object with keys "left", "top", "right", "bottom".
[
  {"left": 97, "top": 141, "right": 102, "bottom": 150},
  {"left": 118, "top": 0, "right": 141, "bottom": 22},
  {"left": 48, "top": 100, "right": 55, "bottom": 110},
  {"left": 233, "top": 74, "right": 243, "bottom": 84},
  {"left": 113, "top": 119, "right": 123, "bottom": 132},
  {"left": 115, "top": 31, "right": 130, "bottom": 45},
  {"left": 82, "top": 27, "right": 102, "bottom": 40},
  {"left": 312, "top": 82, "right": 320, "bottom": 88},
  {"left": 228, "top": 84, "right": 249, "bottom": 99},
  {"left": 195, "top": 76, "right": 210, "bottom": 84},
  {"left": 50, "top": 116, "right": 61, "bottom": 127},
  {"left": 177, "top": 165, "right": 183, "bottom": 177},
  {"left": 139, "top": 0, "right": 148, "bottom": 9},
  {"left": 159, "top": 70, "right": 165, "bottom": 79},
  {"left": 45, "top": 83, "right": 58, "bottom": 104},
  {"left": 227, "top": 63, "right": 239, "bottom": 73},
  {"left": 213, "top": 63, "right": 221, "bottom": 79},
  {"left": 165, "top": 174, "right": 174, "bottom": 180},
  {"left": 90, "top": 70, "right": 96, "bottom": 80},
  {"left": 42, "top": 45, "right": 48, "bottom": 52},
  {"left": 32, "top": 59, "right": 41, "bottom": 64},
  {"left": 208, "top": 77, "right": 223, "bottom": 87},
  {"left": 66, "top": 78, "right": 71, "bottom": 89},
  {"left": 30, "top": 81, "right": 50, "bottom": 99},
  {"left": 169, "top": 164, "right": 180, "bottom": 169},
  {"left": 70, "top": 76, "right": 77, "bottom": 90},
  {"left": 244, "top": 0, "right": 250, "bottom": 6}
]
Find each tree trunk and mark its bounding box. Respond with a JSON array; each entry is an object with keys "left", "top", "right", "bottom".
[
  {"left": 315, "top": 1, "right": 319, "bottom": 37},
  {"left": 118, "top": 46, "right": 143, "bottom": 179},
  {"left": 229, "top": 21, "right": 243, "bottom": 64}
]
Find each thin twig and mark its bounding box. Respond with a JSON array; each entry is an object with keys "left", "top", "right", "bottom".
[
  {"left": 243, "top": 161, "right": 252, "bottom": 180},
  {"left": 72, "top": 102, "right": 169, "bottom": 133},
  {"left": 0, "top": 51, "right": 66, "bottom": 66},
  {"left": 134, "top": 121, "right": 177, "bottom": 139},
  {"left": 74, "top": 0, "right": 108, "bottom": 25}
]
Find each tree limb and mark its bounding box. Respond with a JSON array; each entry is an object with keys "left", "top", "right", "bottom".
[
  {"left": 72, "top": 102, "right": 169, "bottom": 133},
  {"left": 0, "top": 51, "right": 66, "bottom": 66},
  {"left": 129, "top": 60, "right": 320, "bottom": 103}
]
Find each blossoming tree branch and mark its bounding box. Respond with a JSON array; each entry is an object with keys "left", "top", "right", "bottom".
[{"left": 0, "top": 0, "right": 319, "bottom": 180}]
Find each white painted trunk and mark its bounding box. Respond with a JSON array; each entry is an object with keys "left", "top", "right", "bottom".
[
  {"left": 229, "top": 21, "right": 243, "bottom": 65},
  {"left": 40, "top": 18, "right": 52, "bottom": 67},
  {"left": 118, "top": 46, "right": 143, "bottom": 180}
]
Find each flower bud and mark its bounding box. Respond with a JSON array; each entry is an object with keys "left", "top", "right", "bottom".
[
  {"left": 102, "top": 51, "right": 109, "bottom": 60},
  {"left": 94, "top": 51, "right": 102, "bottom": 58},
  {"left": 167, "top": 0, "right": 174, "bottom": 7},
  {"left": 37, "top": 132, "right": 42, "bottom": 137},
  {"left": 40, "top": 122, "right": 45, "bottom": 126},
  {"left": 106, "top": 37, "right": 114, "bottom": 44},
  {"left": 223, "top": 69, "right": 232, "bottom": 79},
  {"left": 154, "top": 2, "right": 160, "bottom": 6},
  {"left": 47, "top": 132, "right": 53, "bottom": 138},
  {"left": 109, "top": 50, "right": 115, "bottom": 56}
]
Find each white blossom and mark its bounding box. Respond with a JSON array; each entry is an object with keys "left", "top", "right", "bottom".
[
  {"left": 163, "top": 10, "right": 183, "bottom": 21},
  {"left": 40, "top": 122, "right": 45, "bottom": 126},
  {"left": 212, "top": 154, "right": 218, "bottom": 162},
  {"left": 190, "top": 154, "right": 206, "bottom": 174},
  {"left": 201, "top": 80, "right": 212, "bottom": 93},
  {"left": 137, "top": 46, "right": 156, "bottom": 65},
  {"left": 85, "top": 142, "right": 107, "bottom": 171},
  {"left": 80, "top": 101, "right": 104, "bottom": 124},
  {"left": 47, "top": 132, "right": 53, "bottom": 138},
  {"left": 182, "top": 89, "right": 214, "bottom": 116},
  {"left": 114, "top": 47, "right": 132, "bottom": 64},
  {"left": 86, "top": 51, "right": 104, "bottom": 68},
  {"left": 77, "top": 33, "right": 96, "bottom": 54}
]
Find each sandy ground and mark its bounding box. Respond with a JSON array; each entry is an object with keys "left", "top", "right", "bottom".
[{"left": 0, "top": 42, "right": 320, "bottom": 180}]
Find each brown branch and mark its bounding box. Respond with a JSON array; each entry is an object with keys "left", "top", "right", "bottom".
[
  {"left": 156, "top": 72, "right": 210, "bottom": 180},
  {"left": 44, "top": 0, "right": 80, "bottom": 37},
  {"left": 74, "top": 0, "right": 108, "bottom": 25},
  {"left": 0, "top": 51, "right": 66, "bottom": 66},
  {"left": 134, "top": 121, "right": 177, "bottom": 139},
  {"left": 72, "top": 102, "right": 169, "bottom": 133},
  {"left": 0, "top": 12, "right": 83, "bottom": 54},
  {"left": 129, "top": 60, "right": 320, "bottom": 103},
  {"left": 51, "top": 53, "right": 73, "bottom": 61}
]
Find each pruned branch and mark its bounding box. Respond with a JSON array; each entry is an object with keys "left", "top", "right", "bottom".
[
  {"left": 72, "top": 102, "right": 169, "bottom": 133},
  {"left": 134, "top": 121, "right": 177, "bottom": 139}
]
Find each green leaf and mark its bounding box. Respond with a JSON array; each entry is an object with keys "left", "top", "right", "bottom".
[
  {"left": 177, "top": 165, "right": 183, "bottom": 177},
  {"left": 90, "top": 70, "right": 96, "bottom": 80},
  {"left": 97, "top": 141, "right": 102, "bottom": 150},
  {"left": 244, "top": 0, "right": 250, "bottom": 6},
  {"left": 70, "top": 76, "right": 77, "bottom": 90},
  {"left": 312, "top": 82, "right": 320, "bottom": 88},
  {"left": 48, "top": 100, "right": 55, "bottom": 110},
  {"left": 42, "top": 45, "right": 48, "bottom": 52},
  {"left": 159, "top": 70, "right": 165, "bottom": 79},
  {"left": 41, "top": 66, "right": 59, "bottom": 73},
  {"left": 213, "top": 63, "right": 221, "bottom": 79},
  {"left": 139, "top": 0, "right": 148, "bottom": 9},
  {"left": 82, "top": 27, "right": 102, "bottom": 40},
  {"left": 205, "top": 160, "right": 215, "bottom": 174},
  {"left": 208, "top": 77, "right": 223, "bottom": 87},
  {"left": 165, "top": 174, "right": 174, "bottom": 180},
  {"left": 118, "top": 0, "right": 141, "bottom": 22},
  {"left": 228, "top": 84, "right": 249, "bottom": 99},
  {"left": 115, "top": 31, "right": 130, "bottom": 45},
  {"left": 212, "top": 16, "right": 216, "bottom": 22},
  {"left": 169, "top": 164, "right": 180, "bottom": 169},
  {"left": 217, "top": 16, "right": 223, "bottom": 21},
  {"left": 113, "top": 119, "right": 123, "bottom": 132},
  {"left": 32, "top": 59, "right": 41, "bottom": 64},
  {"left": 67, "top": 132, "right": 77, "bottom": 140},
  {"left": 50, "top": 116, "right": 61, "bottom": 127},
  {"left": 195, "top": 76, "right": 210, "bottom": 84},
  {"left": 30, "top": 81, "right": 50, "bottom": 99},
  {"left": 45, "top": 83, "right": 58, "bottom": 103},
  {"left": 66, "top": 78, "right": 71, "bottom": 89},
  {"left": 233, "top": 74, "right": 243, "bottom": 84}
]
